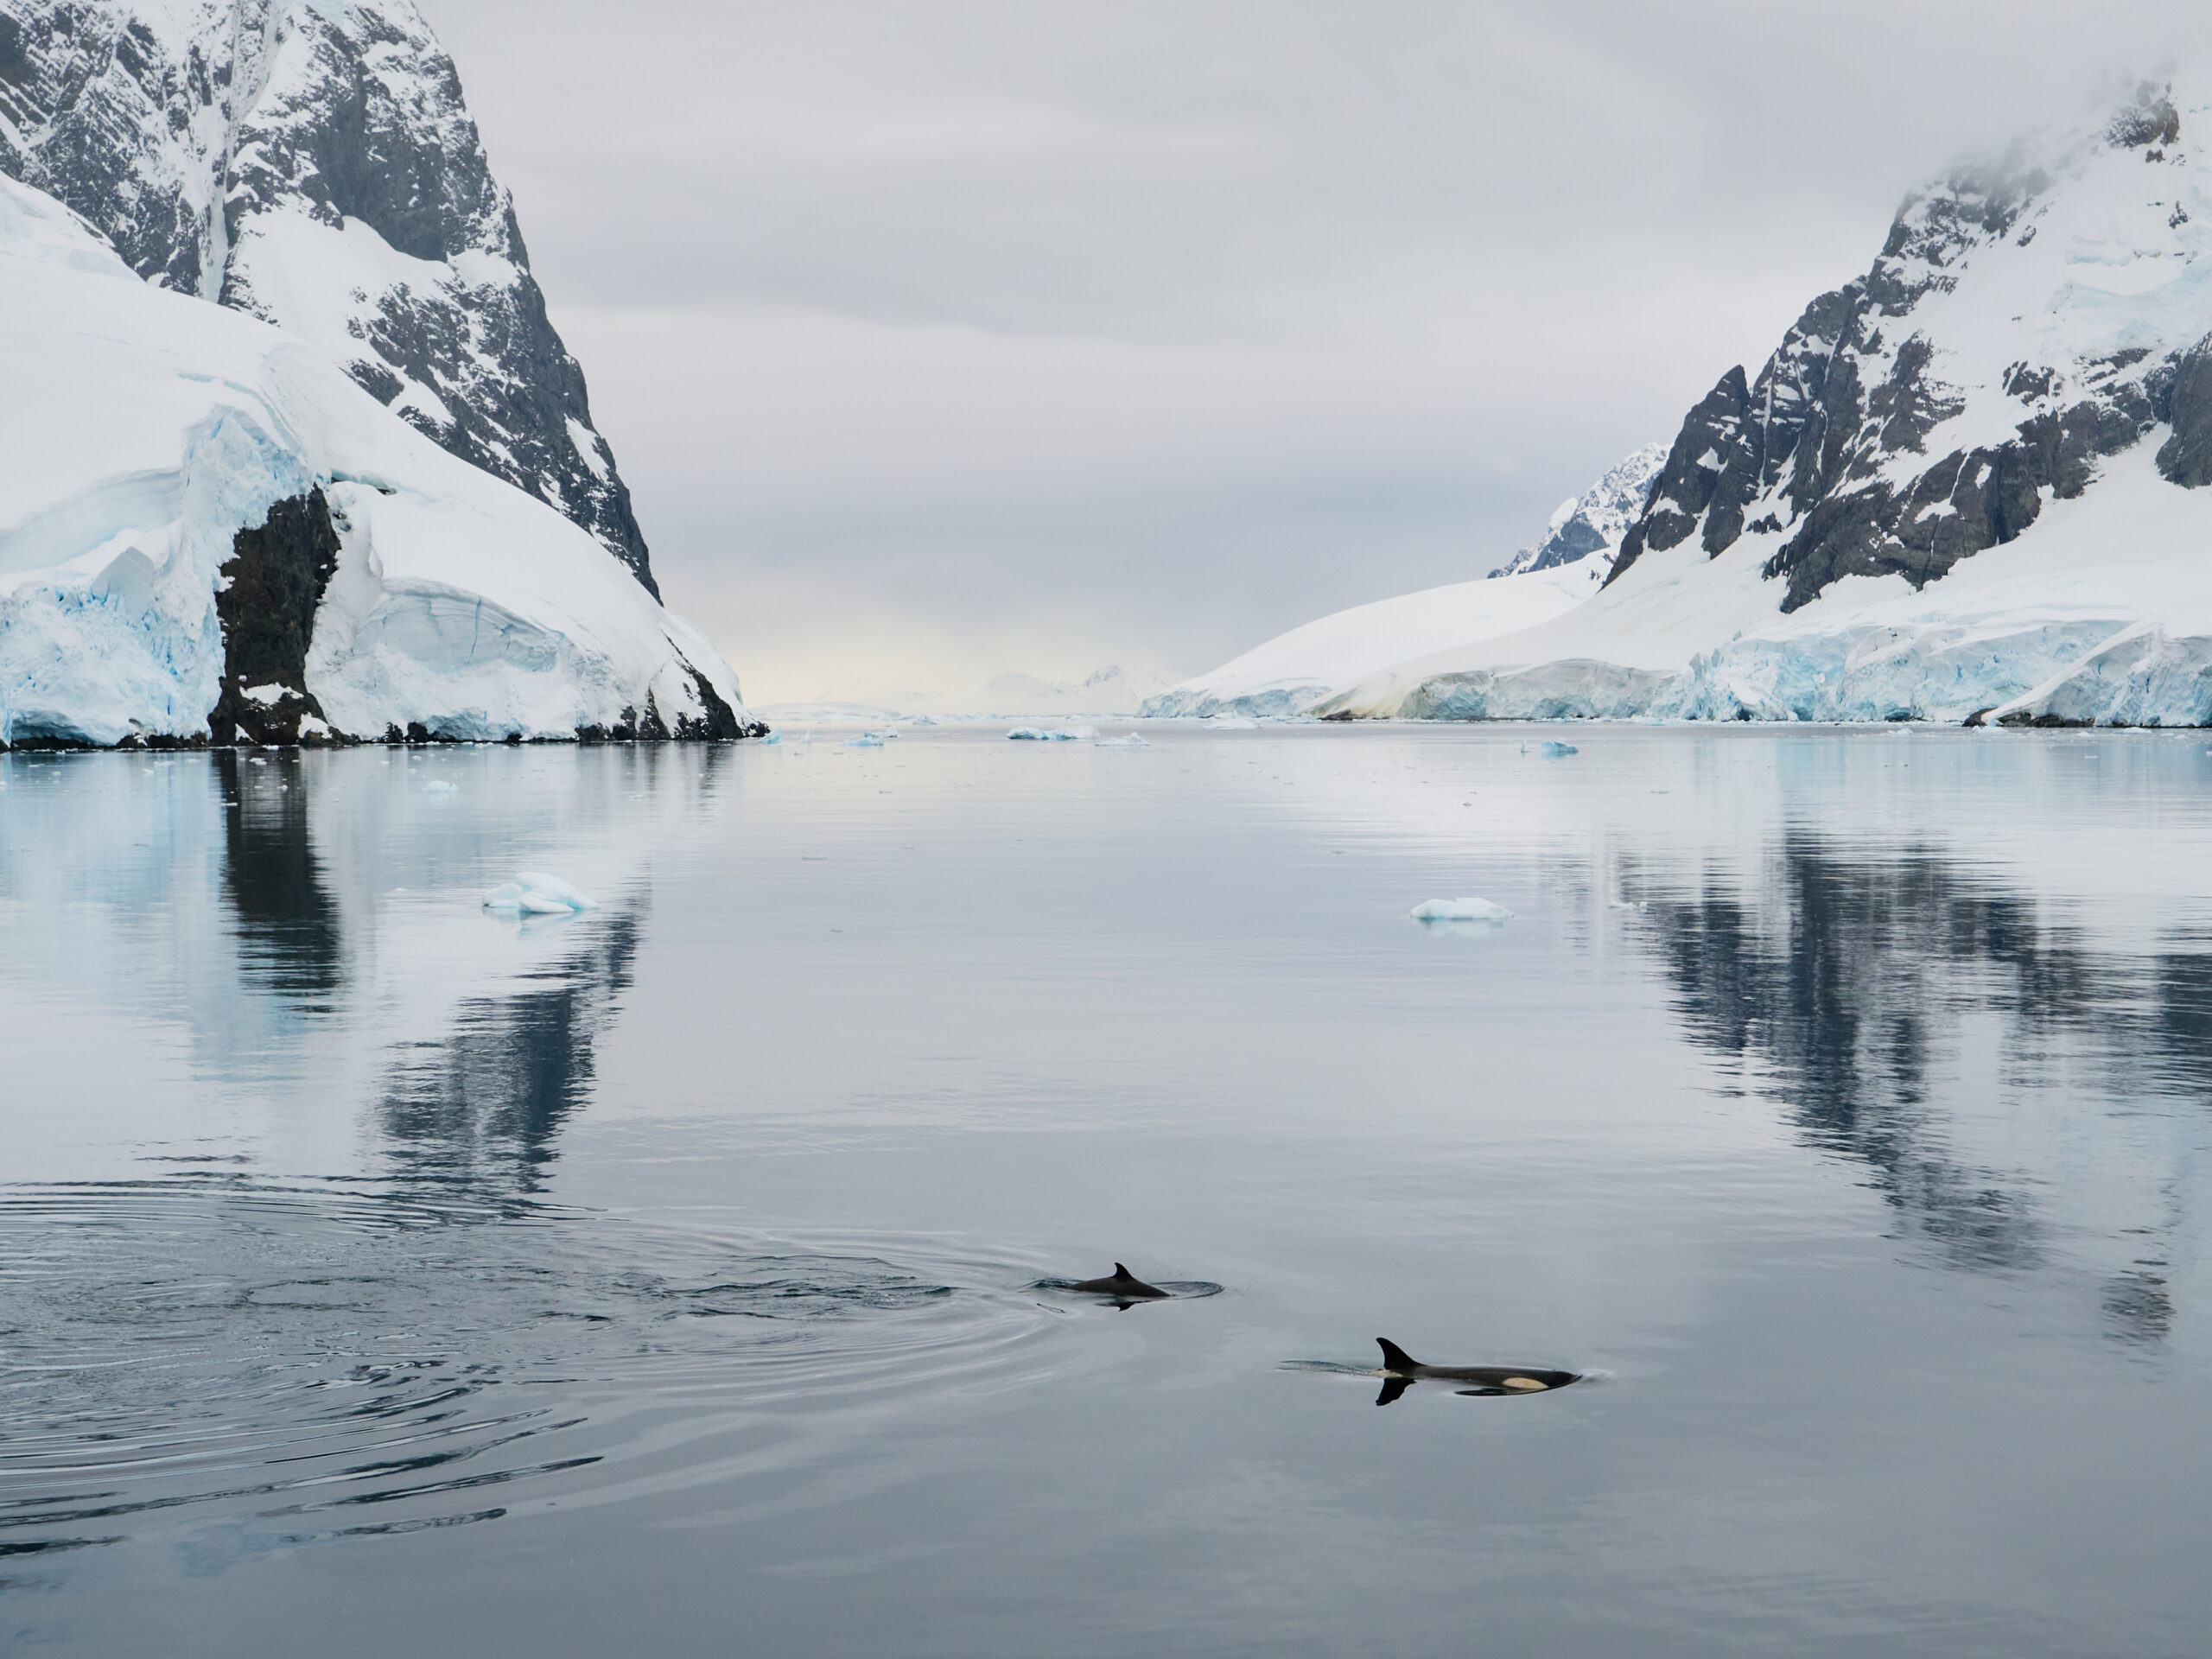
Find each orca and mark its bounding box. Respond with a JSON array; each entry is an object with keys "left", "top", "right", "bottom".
[
  {"left": 1065, "top": 1263, "right": 1170, "bottom": 1300},
  {"left": 1371, "top": 1338, "right": 1580, "bottom": 1406}
]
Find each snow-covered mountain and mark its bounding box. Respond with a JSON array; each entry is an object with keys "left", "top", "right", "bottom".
[
  {"left": 0, "top": 171, "right": 755, "bottom": 746},
  {"left": 1181, "top": 80, "right": 2212, "bottom": 728},
  {"left": 0, "top": 0, "right": 658, "bottom": 593},
  {"left": 1490, "top": 443, "right": 1666, "bottom": 579}
]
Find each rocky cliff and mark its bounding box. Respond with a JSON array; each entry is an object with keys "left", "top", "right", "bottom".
[{"left": 0, "top": 0, "right": 659, "bottom": 594}]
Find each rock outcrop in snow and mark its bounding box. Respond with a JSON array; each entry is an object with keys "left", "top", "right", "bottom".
[
  {"left": 0, "top": 171, "right": 757, "bottom": 747},
  {"left": 0, "top": 0, "right": 659, "bottom": 593},
  {"left": 1491, "top": 444, "right": 1666, "bottom": 579},
  {"left": 1174, "top": 80, "right": 2212, "bottom": 728}
]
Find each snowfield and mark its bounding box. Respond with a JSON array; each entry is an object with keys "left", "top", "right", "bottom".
[
  {"left": 0, "top": 174, "right": 753, "bottom": 747},
  {"left": 1142, "top": 561, "right": 1601, "bottom": 718}
]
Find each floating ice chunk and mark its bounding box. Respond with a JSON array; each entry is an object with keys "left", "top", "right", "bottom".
[
  {"left": 760, "top": 731, "right": 783, "bottom": 746},
  {"left": 1094, "top": 733, "right": 1149, "bottom": 747},
  {"left": 843, "top": 734, "right": 885, "bottom": 747},
  {"left": 423, "top": 779, "right": 461, "bottom": 794},
  {"left": 1057, "top": 725, "right": 1100, "bottom": 741},
  {"left": 867, "top": 727, "right": 900, "bottom": 740},
  {"left": 485, "top": 871, "right": 597, "bottom": 916},
  {"left": 1207, "top": 717, "right": 1259, "bottom": 730},
  {"left": 1007, "top": 727, "right": 1048, "bottom": 741},
  {"left": 1537, "top": 741, "right": 1578, "bottom": 757},
  {"left": 1409, "top": 897, "right": 1515, "bottom": 924}
]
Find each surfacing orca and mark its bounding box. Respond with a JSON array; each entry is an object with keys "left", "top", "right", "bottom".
[
  {"left": 1066, "top": 1263, "right": 1170, "bottom": 1300},
  {"left": 1372, "top": 1338, "right": 1580, "bottom": 1406}
]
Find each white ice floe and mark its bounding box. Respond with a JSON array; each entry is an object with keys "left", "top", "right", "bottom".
[
  {"left": 843, "top": 734, "right": 885, "bottom": 748},
  {"left": 422, "top": 779, "right": 460, "bottom": 794},
  {"left": 1094, "top": 733, "right": 1150, "bottom": 748},
  {"left": 1205, "top": 717, "right": 1260, "bottom": 731},
  {"left": 1006, "top": 726, "right": 1093, "bottom": 741},
  {"left": 482, "top": 871, "right": 596, "bottom": 916},
  {"left": 1409, "top": 898, "right": 1516, "bottom": 924},
  {"left": 1537, "top": 741, "right": 1579, "bottom": 757}
]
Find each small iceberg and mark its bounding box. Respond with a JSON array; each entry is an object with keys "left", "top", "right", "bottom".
[
  {"left": 760, "top": 731, "right": 783, "bottom": 745},
  {"left": 1207, "top": 717, "right": 1259, "bottom": 731},
  {"left": 1007, "top": 727, "right": 1047, "bottom": 741},
  {"left": 867, "top": 728, "right": 900, "bottom": 740},
  {"left": 423, "top": 779, "right": 460, "bottom": 795},
  {"left": 484, "top": 871, "right": 598, "bottom": 917},
  {"left": 1409, "top": 897, "right": 1514, "bottom": 924},
  {"left": 843, "top": 734, "right": 885, "bottom": 748},
  {"left": 1094, "top": 733, "right": 1149, "bottom": 748},
  {"left": 1537, "top": 740, "right": 1578, "bottom": 757}
]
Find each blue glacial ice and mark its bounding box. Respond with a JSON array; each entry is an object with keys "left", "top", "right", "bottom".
[
  {"left": 1408, "top": 897, "right": 1515, "bottom": 924},
  {"left": 483, "top": 871, "right": 597, "bottom": 917}
]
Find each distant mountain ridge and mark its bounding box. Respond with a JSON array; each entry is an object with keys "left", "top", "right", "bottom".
[
  {"left": 0, "top": 0, "right": 659, "bottom": 593},
  {"left": 1491, "top": 444, "right": 1666, "bottom": 579}
]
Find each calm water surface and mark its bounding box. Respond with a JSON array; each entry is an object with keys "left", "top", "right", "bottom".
[{"left": 2, "top": 727, "right": 2209, "bottom": 1656}]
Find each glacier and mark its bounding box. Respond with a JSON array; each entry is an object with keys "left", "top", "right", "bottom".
[
  {"left": 1161, "top": 80, "right": 2212, "bottom": 730},
  {"left": 0, "top": 171, "right": 759, "bottom": 747}
]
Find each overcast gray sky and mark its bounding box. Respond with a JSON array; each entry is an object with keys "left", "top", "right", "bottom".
[{"left": 430, "top": 0, "right": 2212, "bottom": 705}]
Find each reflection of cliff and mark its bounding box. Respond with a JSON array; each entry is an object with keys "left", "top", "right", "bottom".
[
  {"left": 218, "top": 751, "right": 342, "bottom": 1004},
  {"left": 378, "top": 909, "right": 642, "bottom": 1202},
  {"left": 1630, "top": 838, "right": 2207, "bottom": 1324}
]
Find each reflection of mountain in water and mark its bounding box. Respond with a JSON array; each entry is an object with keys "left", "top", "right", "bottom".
[
  {"left": 218, "top": 751, "right": 342, "bottom": 1006},
  {"left": 378, "top": 910, "right": 642, "bottom": 1202},
  {"left": 1629, "top": 836, "right": 2209, "bottom": 1339}
]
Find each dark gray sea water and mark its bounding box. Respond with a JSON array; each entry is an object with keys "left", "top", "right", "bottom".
[{"left": 2, "top": 726, "right": 2209, "bottom": 1657}]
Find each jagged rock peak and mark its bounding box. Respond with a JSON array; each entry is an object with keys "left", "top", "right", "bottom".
[
  {"left": 1491, "top": 442, "right": 1666, "bottom": 578},
  {"left": 1606, "top": 77, "right": 2212, "bottom": 612},
  {"left": 0, "top": 0, "right": 660, "bottom": 595}
]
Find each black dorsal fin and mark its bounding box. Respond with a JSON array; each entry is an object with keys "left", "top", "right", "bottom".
[
  {"left": 1114, "top": 1262, "right": 1134, "bottom": 1278},
  {"left": 1376, "top": 1338, "right": 1420, "bottom": 1372}
]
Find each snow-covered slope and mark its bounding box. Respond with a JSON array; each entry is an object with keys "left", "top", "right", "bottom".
[
  {"left": 1142, "top": 440, "right": 1661, "bottom": 718},
  {"left": 0, "top": 172, "right": 756, "bottom": 747},
  {"left": 1491, "top": 444, "right": 1666, "bottom": 578},
  {"left": 1251, "top": 80, "right": 2212, "bottom": 728},
  {"left": 0, "top": 0, "right": 658, "bottom": 592},
  {"left": 1141, "top": 560, "right": 1600, "bottom": 718}
]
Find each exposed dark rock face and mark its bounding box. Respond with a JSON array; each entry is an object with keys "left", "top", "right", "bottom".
[
  {"left": 0, "top": 0, "right": 659, "bottom": 594},
  {"left": 212, "top": 487, "right": 341, "bottom": 746},
  {"left": 1605, "top": 81, "right": 2197, "bottom": 613},
  {"left": 2156, "top": 334, "right": 2212, "bottom": 488}
]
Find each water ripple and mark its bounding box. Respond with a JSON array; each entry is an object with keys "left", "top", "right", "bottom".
[{"left": 0, "top": 1177, "right": 1064, "bottom": 1563}]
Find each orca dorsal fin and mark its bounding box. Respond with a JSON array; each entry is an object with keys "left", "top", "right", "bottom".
[{"left": 1376, "top": 1338, "right": 1420, "bottom": 1373}]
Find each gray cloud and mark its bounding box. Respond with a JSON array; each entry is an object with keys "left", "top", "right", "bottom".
[{"left": 429, "top": 0, "right": 2212, "bottom": 702}]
